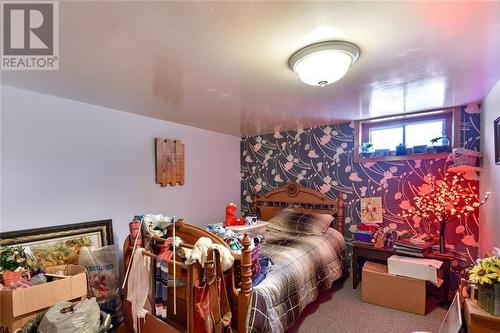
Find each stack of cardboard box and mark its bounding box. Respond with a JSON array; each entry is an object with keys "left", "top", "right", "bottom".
[{"left": 362, "top": 256, "right": 444, "bottom": 315}]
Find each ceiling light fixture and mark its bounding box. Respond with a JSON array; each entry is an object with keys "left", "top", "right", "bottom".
[{"left": 288, "top": 41, "right": 360, "bottom": 87}]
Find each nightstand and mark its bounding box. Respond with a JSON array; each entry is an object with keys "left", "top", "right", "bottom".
[{"left": 351, "top": 241, "right": 454, "bottom": 304}]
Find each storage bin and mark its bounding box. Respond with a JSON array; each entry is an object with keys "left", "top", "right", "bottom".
[{"left": 477, "top": 283, "right": 500, "bottom": 316}]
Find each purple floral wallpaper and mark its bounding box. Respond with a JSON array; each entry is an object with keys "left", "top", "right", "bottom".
[{"left": 241, "top": 105, "right": 481, "bottom": 276}]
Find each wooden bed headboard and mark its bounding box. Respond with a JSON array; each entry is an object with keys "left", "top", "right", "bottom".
[{"left": 252, "top": 182, "right": 345, "bottom": 233}]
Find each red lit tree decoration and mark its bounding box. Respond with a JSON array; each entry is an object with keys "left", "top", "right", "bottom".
[{"left": 400, "top": 173, "right": 489, "bottom": 253}]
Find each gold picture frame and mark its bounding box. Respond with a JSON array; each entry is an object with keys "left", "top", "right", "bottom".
[{"left": 0, "top": 219, "right": 113, "bottom": 267}]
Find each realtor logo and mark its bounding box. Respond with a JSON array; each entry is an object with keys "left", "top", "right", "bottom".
[{"left": 1, "top": 1, "right": 59, "bottom": 70}]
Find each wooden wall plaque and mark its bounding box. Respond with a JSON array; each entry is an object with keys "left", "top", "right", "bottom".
[{"left": 155, "top": 138, "right": 185, "bottom": 186}]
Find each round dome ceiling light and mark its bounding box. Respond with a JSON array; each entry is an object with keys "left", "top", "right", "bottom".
[{"left": 288, "top": 41, "right": 360, "bottom": 87}]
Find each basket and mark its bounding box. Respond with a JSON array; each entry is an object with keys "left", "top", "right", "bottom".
[
  {"left": 477, "top": 283, "right": 500, "bottom": 316},
  {"left": 447, "top": 148, "right": 481, "bottom": 172}
]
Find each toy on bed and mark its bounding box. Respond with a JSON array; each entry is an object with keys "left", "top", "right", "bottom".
[
  {"left": 206, "top": 222, "right": 266, "bottom": 287},
  {"left": 225, "top": 203, "right": 244, "bottom": 226}
]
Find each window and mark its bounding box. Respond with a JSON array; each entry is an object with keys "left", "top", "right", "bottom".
[
  {"left": 356, "top": 108, "right": 458, "bottom": 161},
  {"left": 368, "top": 118, "right": 445, "bottom": 150},
  {"left": 369, "top": 126, "right": 404, "bottom": 150},
  {"left": 405, "top": 120, "right": 444, "bottom": 147}
]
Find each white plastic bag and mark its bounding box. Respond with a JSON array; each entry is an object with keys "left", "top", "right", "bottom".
[
  {"left": 78, "top": 245, "right": 123, "bottom": 327},
  {"left": 79, "top": 245, "right": 120, "bottom": 300},
  {"left": 37, "top": 298, "right": 100, "bottom": 333}
]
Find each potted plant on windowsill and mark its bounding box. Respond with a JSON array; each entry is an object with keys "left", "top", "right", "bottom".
[
  {"left": 430, "top": 134, "right": 451, "bottom": 153},
  {"left": 360, "top": 143, "right": 374, "bottom": 158},
  {"left": 395, "top": 143, "right": 407, "bottom": 156},
  {"left": 468, "top": 256, "right": 500, "bottom": 316}
]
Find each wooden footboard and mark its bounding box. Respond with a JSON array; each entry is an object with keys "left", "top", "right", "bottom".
[{"left": 122, "top": 219, "right": 253, "bottom": 333}]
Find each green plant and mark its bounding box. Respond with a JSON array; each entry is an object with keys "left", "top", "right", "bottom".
[
  {"left": 430, "top": 136, "right": 443, "bottom": 144},
  {"left": 361, "top": 143, "right": 373, "bottom": 153},
  {"left": 0, "top": 245, "right": 41, "bottom": 275}
]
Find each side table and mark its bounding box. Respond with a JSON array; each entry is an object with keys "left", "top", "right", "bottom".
[{"left": 351, "top": 241, "right": 453, "bottom": 304}]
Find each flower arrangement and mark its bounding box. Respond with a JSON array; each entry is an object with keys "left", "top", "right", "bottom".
[
  {"left": 468, "top": 256, "right": 500, "bottom": 316},
  {"left": 0, "top": 245, "right": 42, "bottom": 285},
  {"left": 399, "top": 172, "right": 489, "bottom": 253},
  {"left": 469, "top": 257, "right": 500, "bottom": 285}
]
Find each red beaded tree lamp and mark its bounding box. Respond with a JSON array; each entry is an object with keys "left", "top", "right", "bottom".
[{"left": 400, "top": 173, "right": 489, "bottom": 254}]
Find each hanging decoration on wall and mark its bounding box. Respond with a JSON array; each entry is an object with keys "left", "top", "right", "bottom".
[
  {"left": 360, "top": 197, "right": 383, "bottom": 224},
  {"left": 155, "top": 138, "right": 185, "bottom": 186}
]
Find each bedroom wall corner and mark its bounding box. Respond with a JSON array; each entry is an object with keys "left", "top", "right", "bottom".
[{"left": 479, "top": 79, "right": 500, "bottom": 256}]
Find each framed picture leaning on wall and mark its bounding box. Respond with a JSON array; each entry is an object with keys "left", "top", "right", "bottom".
[{"left": 0, "top": 219, "right": 113, "bottom": 267}]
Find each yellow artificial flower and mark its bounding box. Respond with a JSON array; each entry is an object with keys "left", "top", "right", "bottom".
[
  {"left": 482, "top": 256, "right": 498, "bottom": 267},
  {"left": 469, "top": 262, "right": 499, "bottom": 285}
]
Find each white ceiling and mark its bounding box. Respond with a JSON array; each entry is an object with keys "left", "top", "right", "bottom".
[{"left": 2, "top": 1, "right": 500, "bottom": 136}]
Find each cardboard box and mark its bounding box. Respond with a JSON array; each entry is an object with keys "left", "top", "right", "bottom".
[
  {"left": 362, "top": 261, "right": 426, "bottom": 315},
  {"left": 388, "top": 255, "right": 443, "bottom": 286},
  {"left": 0, "top": 264, "right": 87, "bottom": 332}
]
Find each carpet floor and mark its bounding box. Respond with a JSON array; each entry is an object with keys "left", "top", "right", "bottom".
[{"left": 286, "top": 277, "right": 448, "bottom": 333}]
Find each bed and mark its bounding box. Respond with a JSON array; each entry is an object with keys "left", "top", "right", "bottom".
[
  {"left": 121, "top": 182, "right": 345, "bottom": 333},
  {"left": 246, "top": 183, "right": 346, "bottom": 332}
]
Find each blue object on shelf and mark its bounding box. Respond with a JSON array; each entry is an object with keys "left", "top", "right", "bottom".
[
  {"left": 374, "top": 149, "right": 391, "bottom": 157},
  {"left": 413, "top": 145, "right": 428, "bottom": 154},
  {"left": 354, "top": 230, "right": 374, "bottom": 242}
]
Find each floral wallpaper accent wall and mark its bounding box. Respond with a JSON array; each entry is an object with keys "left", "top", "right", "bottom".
[{"left": 241, "top": 105, "right": 481, "bottom": 276}]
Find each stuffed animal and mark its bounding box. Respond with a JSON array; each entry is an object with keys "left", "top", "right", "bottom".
[{"left": 225, "top": 203, "right": 244, "bottom": 226}]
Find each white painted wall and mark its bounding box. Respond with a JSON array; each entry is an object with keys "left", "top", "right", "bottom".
[
  {"left": 0, "top": 86, "right": 241, "bottom": 247},
  {"left": 479, "top": 79, "right": 500, "bottom": 256}
]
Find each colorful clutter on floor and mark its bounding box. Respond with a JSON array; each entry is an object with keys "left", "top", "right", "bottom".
[{"left": 0, "top": 242, "right": 122, "bottom": 332}]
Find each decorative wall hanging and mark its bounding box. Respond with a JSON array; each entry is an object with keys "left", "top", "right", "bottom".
[
  {"left": 155, "top": 138, "right": 185, "bottom": 186},
  {"left": 360, "top": 197, "right": 383, "bottom": 224}
]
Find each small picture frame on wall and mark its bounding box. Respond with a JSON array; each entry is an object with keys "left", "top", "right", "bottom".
[
  {"left": 360, "top": 197, "right": 383, "bottom": 224},
  {"left": 495, "top": 116, "right": 500, "bottom": 165}
]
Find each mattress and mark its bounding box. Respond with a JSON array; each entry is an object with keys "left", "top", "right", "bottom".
[{"left": 245, "top": 227, "right": 346, "bottom": 333}]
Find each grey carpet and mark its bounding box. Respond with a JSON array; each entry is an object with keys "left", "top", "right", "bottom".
[{"left": 287, "top": 277, "right": 448, "bottom": 333}]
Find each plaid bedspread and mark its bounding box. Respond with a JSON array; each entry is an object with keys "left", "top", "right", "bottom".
[{"left": 245, "top": 227, "right": 346, "bottom": 333}]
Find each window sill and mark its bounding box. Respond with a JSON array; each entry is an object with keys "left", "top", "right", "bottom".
[{"left": 354, "top": 152, "right": 451, "bottom": 163}]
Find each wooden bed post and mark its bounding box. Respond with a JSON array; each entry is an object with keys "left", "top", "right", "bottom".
[
  {"left": 336, "top": 195, "right": 344, "bottom": 234},
  {"left": 238, "top": 235, "right": 252, "bottom": 333},
  {"left": 252, "top": 191, "right": 258, "bottom": 215}
]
